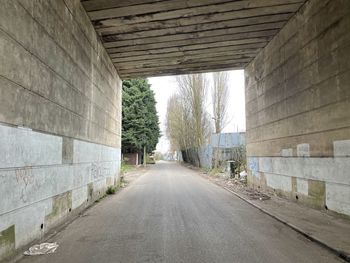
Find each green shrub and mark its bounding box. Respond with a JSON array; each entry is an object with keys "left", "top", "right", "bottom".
[{"left": 106, "top": 186, "right": 116, "bottom": 195}]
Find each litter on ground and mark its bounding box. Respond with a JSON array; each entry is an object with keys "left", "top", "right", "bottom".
[{"left": 24, "top": 242, "right": 59, "bottom": 256}]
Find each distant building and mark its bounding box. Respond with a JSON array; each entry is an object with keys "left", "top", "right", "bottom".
[
  {"left": 211, "top": 132, "right": 246, "bottom": 148},
  {"left": 210, "top": 133, "right": 246, "bottom": 165}
]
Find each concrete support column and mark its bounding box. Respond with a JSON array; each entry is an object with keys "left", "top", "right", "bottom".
[
  {"left": 0, "top": 0, "right": 122, "bottom": 259},
  {"left": 245, "top": 0, "right": 350, "bottom": 216}
]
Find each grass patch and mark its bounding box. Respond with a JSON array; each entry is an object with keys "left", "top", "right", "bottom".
[
  {"left": 200, "top": 166, "right": 227, "bottom": 177},
  {"left": 106, "top": 186, "right": 117, "bottom": 195},
  {"left": 201, "top": 166, "right": 211, "bottom": 174},
  {"left": 209, "top": 169, "right": 219, "bottom": 176},
  {"left": 121, "top": 162, "right": 134, "bottom": 174}
]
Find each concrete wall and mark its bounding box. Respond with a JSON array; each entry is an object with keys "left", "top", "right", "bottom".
[
  {"left": 0, "top": 0, "right": 122, "bottom": 259},
  {"left": 245, "top": 0, "right": 350, "bottom": 216}
]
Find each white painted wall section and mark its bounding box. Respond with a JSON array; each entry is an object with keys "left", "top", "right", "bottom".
[
  {"left": 73, "top": 140, "right": 120, "bottom": 163},
  {"left": 72, "top": 186, "right": 88, "bottom": 210},
  {"left": 252, "top": 156, "right": 350, "bottom": 215},
  {"left": 0, "top": 125, "right": 62, "bottom": 168},
  {"left": 296, "top": 178, "right": 309, "bottom": 196},
  {"left": 326, "top": 183, "right": 350, "bottom": 215},
  {"left": 0, "top": 165, "right": 72, "bottom": 215},
  {"left": 258, "top": 157, "right": 350, "bottom": 185},
  {"left": 0, "top": 124, "right": 122, "bottom": 255},
  {"left": 265, "top": 173, "right": 292, "bottom": 192},
  {"left": 0, "top": 198, "right": 53, "bottom": 249}
]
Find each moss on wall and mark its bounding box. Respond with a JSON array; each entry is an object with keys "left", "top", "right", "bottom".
[
  {"left": 0, "top": 225, "right": 15, "bottom": 259},
  {"left": 46, "top": 191, "right": 72, "bottom": 224}
]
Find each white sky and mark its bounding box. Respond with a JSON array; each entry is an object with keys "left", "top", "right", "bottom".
[{"left": 148, "top": 70, "right": 246, "bottom": 153}]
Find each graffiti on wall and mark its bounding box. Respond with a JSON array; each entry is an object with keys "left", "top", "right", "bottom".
[{"left": 248, "top": 157, "right": 259, "bottom": 177}]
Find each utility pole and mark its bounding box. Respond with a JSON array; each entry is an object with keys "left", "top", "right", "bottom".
[{"left": 143, "top": 145, "right": 147, "bottom": 166}]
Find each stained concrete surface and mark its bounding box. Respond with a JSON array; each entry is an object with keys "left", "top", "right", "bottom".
[
  {"left": 0, "top": 0, "right": 122, "bottom": 259},
  {"left": 17, "top": 162, "right": 343, "bottom": 263},
  {"left": 245, "top": 0, "right": 350, "bottom": 215}
]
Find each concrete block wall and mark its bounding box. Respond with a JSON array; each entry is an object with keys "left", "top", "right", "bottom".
[
  {"left": 0, "top": 0, "right": 122, "bottom": 260},
  {"left": 245, "top": 0, "right": 350, "bottom": 216}
]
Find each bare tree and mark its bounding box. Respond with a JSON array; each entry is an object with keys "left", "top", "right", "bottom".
[
  {"left": 166, "top": 74, "right": 211, "bottom": 166},
  {"left": 176, "top": 74, "right": 211, "bottom": 148},
  {"left": 165, "top": 94, "right": 188, "bottom": 151},
  {"left": 211, "top": 72, "right": 230, "bottom": 169},
  {"left": 212, "top": 71, "right": 230, "bottom": 133}
]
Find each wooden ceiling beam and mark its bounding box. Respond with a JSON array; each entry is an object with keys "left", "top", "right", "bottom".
[
  {"left": 82, "top": 0, "right": 165, "bottom": 12},
  {"left": 103, "top": 22, "right": 285, "bottom": 48},
  {"left": 100, "top": 13, "right": 291, "bottom": 39},
  {"left": 109, "top": 42, "right": 267, "bottom": 59},
  {"left": 111, "top": 47, "right": 261, "bottom": 63},
  {"left": 121, "top": 66, "right": 244, "bottom": 79},
  {"left": 107, "top": 37, "right": 271, "bottom": 57},
  {"left": 91, "top": 1, "right": 303, "bottom": 26},
  {"left": 96, "top": 8, "right": 294, "bottom": 35},
  {"left": 119, "top": 63, "right": 247, "bottom": 79},
  {"left": 115, "top": 53, "right": 257, "bottom": 69},
  {"left": 80, "top": 0, "right": 308, "bottom": 78},
  {"left": 106, "top": 30, "right": 276, "bottom": 52},
  {"left": 116, "top": 58, "right": 252, "bottom": 74},
  {"left": 85, "top": 0, "right": 234, "bottom": 19}
]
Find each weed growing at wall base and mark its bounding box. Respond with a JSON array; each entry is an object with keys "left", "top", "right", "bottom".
[{"left": 106, "top": 186, "right": 117, "bottom": 195}]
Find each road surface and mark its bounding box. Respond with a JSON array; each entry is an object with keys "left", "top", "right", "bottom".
[{"left": 19, "top": 162, "right": 342, "bottom": 263}]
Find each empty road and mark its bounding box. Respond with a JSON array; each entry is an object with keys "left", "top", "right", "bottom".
[{"left": 19, "top": 162, "right": 342, "bottom": 263}]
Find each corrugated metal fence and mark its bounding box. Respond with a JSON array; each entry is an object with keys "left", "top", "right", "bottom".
[{"left": 179, "top": 132, "right": 245, "bottom": 169}]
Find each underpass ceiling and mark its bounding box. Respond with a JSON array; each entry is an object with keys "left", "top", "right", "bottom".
[{"left": 81, "top": 0, "right": 307, "bottom": 79}]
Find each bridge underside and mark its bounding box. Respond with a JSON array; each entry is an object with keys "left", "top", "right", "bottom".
[
  {"left": 0, "top": 0, "right": 349, "bottom": 261},
  {"left": 82, "top": 0, "right": 306, "bottom": 78}
]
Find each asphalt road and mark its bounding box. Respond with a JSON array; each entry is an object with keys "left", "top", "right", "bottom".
[{"left": 19, "top": 162, "right": 342, "bottom": 263}]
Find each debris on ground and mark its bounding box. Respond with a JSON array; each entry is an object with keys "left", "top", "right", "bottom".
[
  {"left": 239, "top": 171, "right": 247, "bottom": 178},
  {"left": 24, "top": 242, "right": 59, "bottom": 256},
  {"left": 244, "top": 188, "right": 271, "bottom": 201},
  {"left": 202, "top": 170, "right": 271, "bottom": 202},
  {"left": 184, "top": 163, "right": 272, "bottom": 203}
]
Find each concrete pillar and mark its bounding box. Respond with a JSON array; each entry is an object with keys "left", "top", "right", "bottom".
[
  {"left": 0, "top": 0, "right": 122, "bottom": 259},
  {"left": 245, "top": 0, "right": 350, "bottom": 216}
]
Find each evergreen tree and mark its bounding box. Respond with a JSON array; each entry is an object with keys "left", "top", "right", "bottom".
[{"left": 122, "top": 79, "right": 160, "bottom": 154}]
